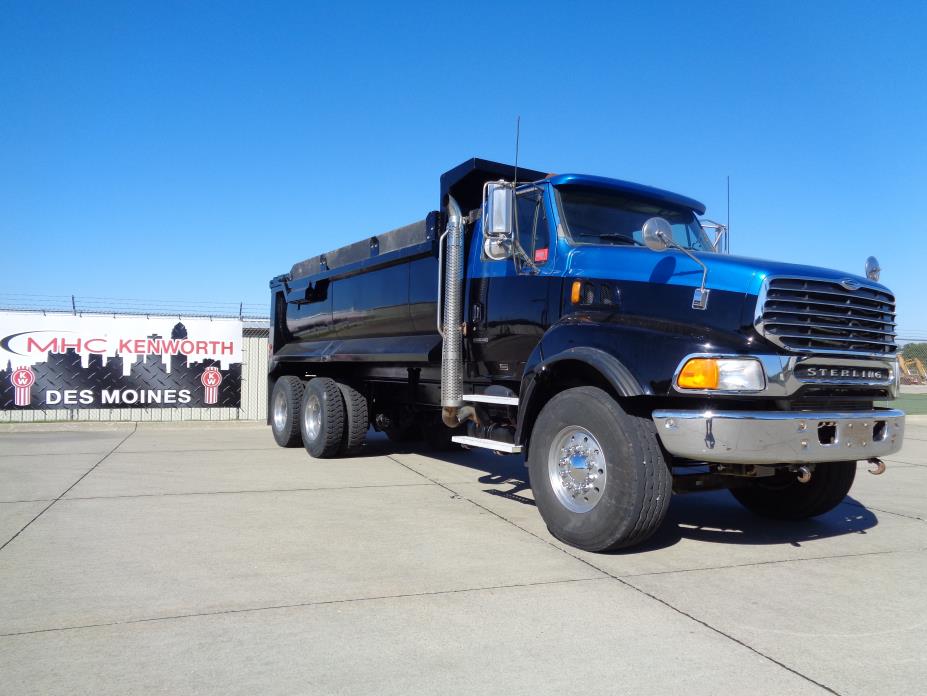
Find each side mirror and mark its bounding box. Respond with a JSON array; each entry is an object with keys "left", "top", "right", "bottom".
[
  {"left": 484, "top": 182, "right": 514, "bottom": 238},
  {"left": 482, "top": 181, "right": 514, "bottom": 261},
  {"left": 642, "top": 217, "right": 672, "bottom": 251}
]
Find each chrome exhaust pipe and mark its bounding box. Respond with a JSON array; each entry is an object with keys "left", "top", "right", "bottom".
[
  {"left": 440, "top": 195, "right": 465, "bottom": 425},
  {"left": 868, "top": 458, "right": 886, "bottom": 475},
  {"left": 796, "top": 466, "right": 812, "bottom": 483}
]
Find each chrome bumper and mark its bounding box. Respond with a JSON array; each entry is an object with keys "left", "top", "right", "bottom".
[{"left": 651, "top": 408, "right": 905, "bottom": 465}]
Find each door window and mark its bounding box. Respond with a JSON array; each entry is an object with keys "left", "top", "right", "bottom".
[{"left": 515, "top": 189, "right": 550, "bottom": 264}]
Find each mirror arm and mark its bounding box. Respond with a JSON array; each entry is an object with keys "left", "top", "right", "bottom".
[{"left": 658, "top": 232, "right": 710, "bottom": 310}]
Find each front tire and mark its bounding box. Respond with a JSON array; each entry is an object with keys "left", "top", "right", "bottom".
[
  {"left": 528, "top": 387, "right": 671, "bottom": 552},
  {"left": 730, "top": 462, "right": 856, "bottom": 520},
  {"left": 270, "top": 377, "right": 304, "bottom": 448},
  {"left": 300, "top": 378, "right": 345, "bottom": 458}
]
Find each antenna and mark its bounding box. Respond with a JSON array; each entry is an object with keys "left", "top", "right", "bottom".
[
  {"left": 513, "top": 115, "right": 520, "bottom": 188},
  {"left": 726, "top": 175, "right": 731, "bottom": 253}
]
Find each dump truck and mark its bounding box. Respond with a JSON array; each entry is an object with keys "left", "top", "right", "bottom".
[{"left": 268, "top": 158, "right": 905, "bottom": 551}]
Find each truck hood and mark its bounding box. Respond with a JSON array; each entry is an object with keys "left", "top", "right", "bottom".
[{"left": 563, "top": 246, "right": 889, "bottom": 296}]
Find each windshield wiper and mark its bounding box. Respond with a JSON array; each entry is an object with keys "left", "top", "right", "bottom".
[{"left": 598, "top": 234, "right": 645, "bottom": 246}]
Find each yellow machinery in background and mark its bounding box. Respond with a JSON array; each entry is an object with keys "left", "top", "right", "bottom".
[{"left": 899, "top": 354, "right": 927, "bottom": 384}]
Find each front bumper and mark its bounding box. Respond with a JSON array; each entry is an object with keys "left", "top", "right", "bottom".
[{"left": 652, "top": 408, "right": 905, "bottom": 465}]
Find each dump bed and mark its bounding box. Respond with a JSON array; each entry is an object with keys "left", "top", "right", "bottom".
[
  {"left": 289, "top": 219, "right": 432, "bottom": 281},
  {"left": 270, "top": 212, "right": 443, "bottom": 364},
  {"left": 270, "top": 158, "right": 547, "bottom": 366}
]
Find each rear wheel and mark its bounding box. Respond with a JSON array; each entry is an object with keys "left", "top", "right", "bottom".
[
  {"left": 527, "top": 387, "right": 671, "bottom": 552},
  {"left": 300, "top": 378, "right": 345, "bottom": 458},
  {"left": 270, "top": 377, "right": 304, "bottom": 448},
  {"left": 337, "top": 382, "right": 369, "bottom": 455},
  {"left": 730, "top": 462, "right": 856, "bottom": 520}
]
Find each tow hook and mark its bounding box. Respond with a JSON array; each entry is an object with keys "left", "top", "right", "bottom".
[
  {"left": 796, "top": 465, "right": 812, "bottom": 484},
  {"left": 868, "top": 458, "right": 886, "bottom": 476}
]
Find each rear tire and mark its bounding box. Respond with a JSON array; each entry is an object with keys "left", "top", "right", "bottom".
[
  {"left": 730, "top": 461, "right": 856, "bottom": 520},
  {"left": 337, "top": 382, "right": 369, "bottom": 455},
  {"left": 300, "top": 377, "right": 345, "bottom": 458},
  {"left": 527, "top": 387, "right": 672, "bottom": 552},
  {"left": 270, "top": 377, "right": 304, "bottom": 448}
]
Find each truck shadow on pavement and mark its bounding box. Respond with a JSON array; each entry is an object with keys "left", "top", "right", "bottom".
[{"left": 378, "top": 437, "right": 880, "bottom": 553}]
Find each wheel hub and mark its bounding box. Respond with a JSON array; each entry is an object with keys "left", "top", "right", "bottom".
[
  {"left": 303, "top": 393, "right": 322, "bottom": 441},
  {"left": 548, "top": 427, "right": 607, "bottom": 513},
  {"left": 272, "top": 391, "right": 288, "bottom": 431}
]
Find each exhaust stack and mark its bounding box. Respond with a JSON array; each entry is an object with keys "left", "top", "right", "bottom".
[{"left": 440, "top": 196, "right": 465, "bottom": 426}]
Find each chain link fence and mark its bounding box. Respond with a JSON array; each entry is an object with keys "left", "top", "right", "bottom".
[{"left": 0, "top": 294, "right": 268, "bottom": 321}]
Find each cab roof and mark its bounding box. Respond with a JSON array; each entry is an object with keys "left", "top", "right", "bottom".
[
  {"left": 440, "top": 158, "right": 706, "bottom": 216},
  {"left": 546, "top": 173, "right": 706, "bottom": 215}
]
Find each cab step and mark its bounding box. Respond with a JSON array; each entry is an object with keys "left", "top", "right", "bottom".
[
  {"left": 451, "top": 436, "right": 523, "bottom": 454},
  {"left": 461, "top": 394, "right": 519, "bottom": 406}
]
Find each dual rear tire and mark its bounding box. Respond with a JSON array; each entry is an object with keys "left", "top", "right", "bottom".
[{"left": 270, "top": 377, "right": 368, "bottom": 458}]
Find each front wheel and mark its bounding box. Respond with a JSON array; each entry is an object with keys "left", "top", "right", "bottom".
[
  {"left": 730, "top": 462, "right": 856, "bottom": 520},
  {"left": 528, "top": 387, "right": 672, "bottom": 552}
]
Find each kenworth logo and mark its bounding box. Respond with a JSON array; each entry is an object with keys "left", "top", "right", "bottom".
[{"left": 0, "top": 330, "right": 234, "bottom": 358}]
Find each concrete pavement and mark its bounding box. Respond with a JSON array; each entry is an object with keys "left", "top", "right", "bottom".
[{"left": 1, "top": 418, "right": 925, "bottom": 695}]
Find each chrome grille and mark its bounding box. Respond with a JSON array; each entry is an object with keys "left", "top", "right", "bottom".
[{"left": 756, "top": 276, "right": 896, "bottom": 356}]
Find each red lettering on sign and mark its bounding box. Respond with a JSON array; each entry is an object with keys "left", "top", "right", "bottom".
[
  {"left": 27, "top": 337, "right": 58, "bottom": 353},
  {"left": 84, "top": 338, "right": 107, "bottom": 353}
]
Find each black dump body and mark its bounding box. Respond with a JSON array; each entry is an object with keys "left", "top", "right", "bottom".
[{"left": 268, "top": 158, "right": 546, "bottom": 369}]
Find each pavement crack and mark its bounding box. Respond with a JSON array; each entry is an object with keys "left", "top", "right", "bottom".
[
  {"left": 843, "top": 499, "right": 926, "bottom": 523},
  {"left": 620, "top": 546, "right": 923, "bottom": 578},
  {"left": 0, "top": 577, "right": 605, "bottom": 639},
  {"left": 0, "top": 424, "right": 138, "bottom": 553},
  {"left": 56, "top": 482, "right": 435, "bottom": 503},
  {"left": 387, "top": 455, "right": 843, "bottom": 695}
]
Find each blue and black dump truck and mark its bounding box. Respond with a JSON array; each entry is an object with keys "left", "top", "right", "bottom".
[{"left": 268, "top": 158, "right": 905, "bottom": 551}]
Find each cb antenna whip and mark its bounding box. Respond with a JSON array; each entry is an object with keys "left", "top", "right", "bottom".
[
  {"left": 513, "top": 115, "right": 520, "bottom": 188},
  {"left": 726, "top": 175, "right": 731, "bottom": 253}
]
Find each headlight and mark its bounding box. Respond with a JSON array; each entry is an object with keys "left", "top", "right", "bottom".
[{"left": 676, "top": 357, "right": 766, "bottom": 392}]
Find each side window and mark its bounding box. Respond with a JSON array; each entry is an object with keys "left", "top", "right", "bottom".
[{"left": 515, "top": 189, "right": 550, "bottom": 264}]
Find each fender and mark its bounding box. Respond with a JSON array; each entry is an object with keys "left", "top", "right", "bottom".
[{"left": 515, "top": 343, "right": 645, "bottom": 447}]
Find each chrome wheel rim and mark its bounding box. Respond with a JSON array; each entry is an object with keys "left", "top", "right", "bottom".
[
  {"left": 303, "top": 392, "right": 322, "bottom": 441},
  {"left": 548, "top": 426, "right": 607, "bottom": 513},
  {"left": 272, "top": 391, "right": 288, "bottom": 432}
]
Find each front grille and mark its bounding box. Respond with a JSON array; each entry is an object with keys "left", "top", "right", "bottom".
[{"left": 756, "top": 276, "right": 896, "bottom": 356}]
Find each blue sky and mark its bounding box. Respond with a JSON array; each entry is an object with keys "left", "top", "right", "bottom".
[{"left": 2, "top": 1, "right": 925, "bottom": 337}]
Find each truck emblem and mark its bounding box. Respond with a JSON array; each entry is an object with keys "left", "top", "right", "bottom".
[
  {"left": 11, "top": 366, "right": 36, "bottom": 407},
  {"left": 201, "top": 367, "right": 223, "bottom": 405},
  {"left": 840, "top": 279, "right": 861, "bottom": 291}
]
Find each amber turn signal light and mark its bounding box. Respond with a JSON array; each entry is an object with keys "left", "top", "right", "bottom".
[
  {"left": 570, "top": 280, "right": 582, "bottom": 304},
  {"left": 676, "top": 358, "right": 720, "bottom": 390}
]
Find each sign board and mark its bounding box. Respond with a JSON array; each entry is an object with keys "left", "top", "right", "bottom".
[{"left": 0, "top": 313, "right": 243, "bottom": 409}]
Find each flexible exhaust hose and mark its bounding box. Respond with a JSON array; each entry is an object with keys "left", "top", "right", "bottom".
[{"left": 440, "top": 195, "right": 464, "bottom": 416}]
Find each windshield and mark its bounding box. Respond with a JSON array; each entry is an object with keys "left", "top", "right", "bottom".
[{"left": 557, "top": 187, "right": 712, "bottom": 251}]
